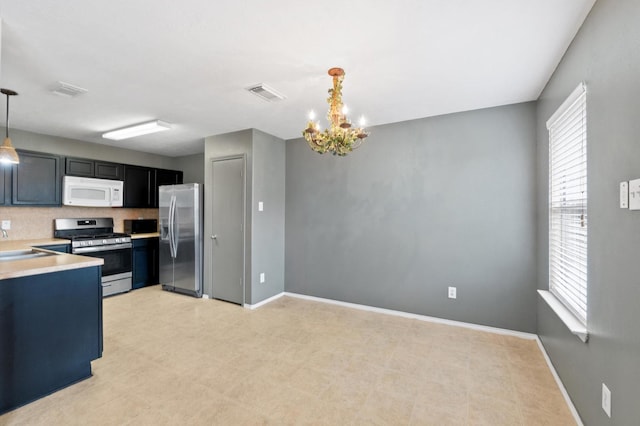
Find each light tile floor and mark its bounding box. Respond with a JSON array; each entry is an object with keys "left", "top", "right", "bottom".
[{"left": 1, "top": 286, "right": 576, "bottom": 425}]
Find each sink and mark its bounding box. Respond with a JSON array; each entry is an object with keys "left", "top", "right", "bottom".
[{"left": 0, "top": 249, "right": 58, "bottom": 262}]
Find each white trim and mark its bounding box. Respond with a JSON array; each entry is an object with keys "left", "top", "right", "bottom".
[
  {"left": 538, "top": 290, "right": 588, "bottom": 342},
  {"left": 244, "top": 292, "right": 285, "bottom": 310},
  {"left": 536, "top": 337, "right": 584, "bottom": 426},
  {"left": 283, "top": 292, "right": 536, "bottom": 340},
  {"left": 239, "top": 291, "right": 582, "bottom": 424},
  {"left": 546, "top": 82, "right": 586, "bottom": 129}
]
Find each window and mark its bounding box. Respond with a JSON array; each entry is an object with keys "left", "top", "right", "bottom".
[{"left": 547, "top": 83, "right": 588, "bottom": 325}]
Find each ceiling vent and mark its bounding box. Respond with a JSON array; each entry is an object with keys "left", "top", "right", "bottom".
[
  {"left": 246, "top": 84, "right": 286, "bottom": 102},
  {"left": 51, "top": 81, "right": 88, "bottom": 98}
]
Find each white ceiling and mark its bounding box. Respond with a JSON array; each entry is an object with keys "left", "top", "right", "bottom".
[{"left": 0, "top": 0, "right": 596, "bottom": 157}]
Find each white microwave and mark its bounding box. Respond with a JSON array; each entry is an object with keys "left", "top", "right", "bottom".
[{"left": 62, "top": 175, "right": 124, "bottom": 207}]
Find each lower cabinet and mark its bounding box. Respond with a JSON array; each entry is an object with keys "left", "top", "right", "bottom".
[
  {"left": 132, "top": 237, "right": 159, "bottom": 289},
  {"left": 0, "top": 266, "right": 102, "bottom": 414},
  {"left": 38, "top": 244, "right": 71, "bottom": 254}
]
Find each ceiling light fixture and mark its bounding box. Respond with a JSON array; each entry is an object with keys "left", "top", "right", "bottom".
[
  {"left": 51, "top": 81, "right": 88, "bottom": 98},
  {"left": 102, "top": 120, "right": 171, "bottom": 140},
  {"left": 303, "top": 67, "right": 368, "bottom": 156},
  {"left": 246, "top": 84, "right": 286, "bottom": 102},
  {"left": 0, "top": 89, "right": 20, "bottom": 164}
]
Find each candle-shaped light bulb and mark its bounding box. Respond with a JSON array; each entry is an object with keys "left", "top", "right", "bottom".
[
  {"left": 308, "top": 110, "right": 316, "bottom": 121},
  {"left": 342, "top": 105, "right": 349, "bottom": 115},
  {"left": 358, "top": 115, "right": 366, "bottom": 127}
]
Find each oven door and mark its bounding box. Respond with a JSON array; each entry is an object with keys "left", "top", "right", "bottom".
[{"left": 73, "top": 243, "right": 132, "bottom": 277}]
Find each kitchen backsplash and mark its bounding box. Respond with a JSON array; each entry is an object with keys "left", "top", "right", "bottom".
[{"left": 0, "top": 207, "right": 159, "bottom": 240}]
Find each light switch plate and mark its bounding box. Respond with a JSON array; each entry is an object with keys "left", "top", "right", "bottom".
[
  {"left": 259, "top": 272, "right": 265, "bottom": 283},
  {"left": 1, "top": 220, "right": 10, "bottom": 230},
  {"left": 620, "top": 182, "right": 629, "bottom": 208},
  {"left": 258, "top": 201, "right": 264, "bottom": 212},
  {"left": 629, "top": 178, "right": 640, "bottom": 210},
  {"left": 602, "top": 383, "right": 612, "bottom": 418}
]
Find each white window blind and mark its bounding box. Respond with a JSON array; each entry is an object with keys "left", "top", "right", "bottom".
[{"left": 547, "top": 83, "right": 588, "bottom": 325}]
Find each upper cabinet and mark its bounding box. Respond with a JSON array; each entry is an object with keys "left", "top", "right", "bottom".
[
  {"left": 11, "top": 150, "right": 61, "bottom": 206},
  {"left": 0, "top": 149, "right": 185, "bottom": 208},
  {"left": 155, "top": 169, "right": 183, "bottom": 187},
  {"left": 0, "top": 167, "right": 9, "bottom": 206},
  {"left": 123, "top": 167, "right": 183, "bottom": 208},
  {"left": 124, "top": 165, "right": 156, "bottom": 208},
  {"left": 66, "top": 157, "right": 124, "bottom": 180},
  {"left": 154, "top": 169, "right": 184, "bottom": 208}
]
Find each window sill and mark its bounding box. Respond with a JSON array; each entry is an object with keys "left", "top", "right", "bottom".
[{"left": 538, "top": 290, "right": 589, "bottom": 343}]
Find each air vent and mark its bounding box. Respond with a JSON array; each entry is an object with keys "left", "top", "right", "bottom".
[
  {"left": 246, "top": 84, "right": 286, "bottom": 102},
  {"left": 51, "top": 81, "right": 88, "bottom": 98}
]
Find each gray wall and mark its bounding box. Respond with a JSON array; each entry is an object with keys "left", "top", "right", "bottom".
[
  {"left": 203, "top": 129, "right": 286, "bottom": 305},
  {"left": 204, "top": 130, "right": 253, "bottom": 302},
  {"left": 175, "top": 152, "right": 205, "bottom": 184},
  {"left": 251, "top": 130, "right": 285, "bottom": 304},
  {"left": 536, "top": 0, "right": 640, "bottom": 424},
  {"left": 9, "top": 128, "right": 178, "bottom": 169},
  {"left": 286, "top": 102, "right": 538, "bottom": 332}
]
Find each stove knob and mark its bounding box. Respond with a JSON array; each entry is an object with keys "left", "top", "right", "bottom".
[
  {"left": 88, "top": 241, "right": 92, "bottom": 246},
  {"left": 103, "top": 239, "right": 107, "bottom": 244},
  {"left": 116, "top": 238, "right": 121, "bottom": 243}
]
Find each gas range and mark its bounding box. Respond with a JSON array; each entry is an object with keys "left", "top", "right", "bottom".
[
  {"left": 54, "top": 218, "right": 133, "bottom": 297},
  {"left": 69, "top": 233, "right": 131, "bottom": 249}
]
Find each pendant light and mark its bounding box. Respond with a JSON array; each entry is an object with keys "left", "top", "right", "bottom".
[{"left": 0, "top": 88, "right": 20, "bottom": 164}]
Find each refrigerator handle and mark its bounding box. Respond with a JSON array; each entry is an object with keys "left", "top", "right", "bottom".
[
  {"left": 168, "top": 195, "right": 177, "bottom": 258},
  {"left": 172, "top": 194, "right": 179, "bottom": 256}
]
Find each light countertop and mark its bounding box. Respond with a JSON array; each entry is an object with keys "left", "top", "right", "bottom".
[
  {"left": 0, "top": 239, "right": 103, "bottom": 280},
  {"left": 130, "top": 233, "right": 160, "bottom": 239}
]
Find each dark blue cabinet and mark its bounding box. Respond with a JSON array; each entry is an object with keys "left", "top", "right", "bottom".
[
  {"left": 0, "top": 266, "right": 102, "bottom": 414},
  {"left": 0, "top": 167, "right": 9, "bottom": 205},
  {"left": 132, "top": 237, "right": 159, "bottom": 289},
  {"left": 11, "top": 150, "right": 61, "bottom": 206},
  {"left": 38, "top": 244, "right": 71, "bottom": 254},
  {"left": 66, "top": 157, "right": 124, "bottom": 180}
]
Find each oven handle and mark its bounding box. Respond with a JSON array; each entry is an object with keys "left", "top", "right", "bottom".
[{"left": 73, "top": 243, "right": 132, "bottom": 254}]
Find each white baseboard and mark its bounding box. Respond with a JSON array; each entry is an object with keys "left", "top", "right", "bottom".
[
  {"left": 283, "top": 291, "right": 537, "bottom": 340},
  {"left": 249, "top": 291, "right": 581, "bottom": 425},
  {"left": 535, "top": 337, "right": 584, "bottom": 426},
  {"left": 244, "top": 292, "right": 285, "bottom": 309}
]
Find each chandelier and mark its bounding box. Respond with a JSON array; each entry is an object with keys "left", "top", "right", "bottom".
[{"left": 303, "top": 67, "right": 368, "bottom": 156}]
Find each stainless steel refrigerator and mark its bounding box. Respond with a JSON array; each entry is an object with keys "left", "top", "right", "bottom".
[{"left": 159, "top": 183, "right": 203, "bottom": 297}]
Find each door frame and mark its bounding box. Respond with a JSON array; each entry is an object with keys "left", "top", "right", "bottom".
[{"left": 205, "top": 154, "right": 247, "bottom": 305}]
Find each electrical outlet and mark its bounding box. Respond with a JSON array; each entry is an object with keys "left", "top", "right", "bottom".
[
  {"left": 448, "top": 286, "right": 457, "bottom": 299},
  {"left": 1, "top": 220, "right": 10, "bottom": 230},
  {"left": 259, "top": 272, "right": 265, "bottom": 283},
  {"left": 602, "top": 383, "right": 611, "bottom": 418}
]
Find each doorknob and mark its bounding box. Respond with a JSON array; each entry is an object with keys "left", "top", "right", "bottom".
[{"left": 211, "top": 235, "right": 217, "bottom": 240}]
